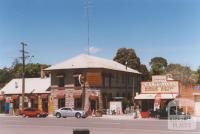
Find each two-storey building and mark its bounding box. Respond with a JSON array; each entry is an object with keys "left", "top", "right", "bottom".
[{"left": 45, "top": 54, "right": 141, "bottom": 113}]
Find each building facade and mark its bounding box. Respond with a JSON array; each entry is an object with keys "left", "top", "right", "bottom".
[
  {"left": 0, "top": 78, "right": 51, "bottom": 114},
  {"left": 45, "top": 54, "right": 141, "bottom": 113}
]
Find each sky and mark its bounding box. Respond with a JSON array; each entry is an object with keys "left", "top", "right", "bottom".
[{"left": 0, "top": 0, "right": 200, "bottom": 70}]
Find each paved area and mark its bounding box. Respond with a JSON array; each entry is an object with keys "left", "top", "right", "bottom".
[{"left": 0, "top": 116, "right": 199, "bottom": 134}]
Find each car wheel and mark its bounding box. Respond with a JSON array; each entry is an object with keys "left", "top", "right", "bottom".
[
  {"left": 75, "top": 113, "right": 81, "bottom": 118},
  {"left": 56, "top": 113, "right": 61, "bottom": 118}
]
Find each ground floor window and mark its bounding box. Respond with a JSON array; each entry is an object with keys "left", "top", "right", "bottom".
[
  {"left": 42, "top": 99, "right": 48, "bottom": 112},
  {"left": 0, "top": 100, "right": 5, "bottom": 113},
  {"left": 58, "top": 98, "right": 65, "bottom": 108},
  {"left": 90, "top": 100, "right": 96, "bottom": 111},
  {"left": 141, "top": 100, "right": 154, "bottom": 112},
  {"left": 13, "top": 99, "right": 19, "bottom": 110},
  {"left": 31, "top": 98, "right": 38, "bottom": 109},
  {"left": 74, "top": 98, "right": 82, "bottom": 110}
]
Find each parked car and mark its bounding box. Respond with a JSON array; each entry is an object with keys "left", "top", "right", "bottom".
[
  {"left": 19, "top": 108, "right": 48, "bottom": 118},
  {"left": 54, "top": 107, "right": 86, "bottom": 118}
]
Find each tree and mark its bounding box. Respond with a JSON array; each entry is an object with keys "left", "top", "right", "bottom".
[
  {"left": 166, "top": 64, "right": 198, "bottom": 85},
  {"left": 196, "top": 66, "right": 200, "bottom": 84},
  {"left": 149, "top": 57, "right": 168, "bottom": 75},
  {"left": 140, "top": 64, "right": 150, "bottom": 81},
  {"left": 0, "top": 68, "right": 13, "bottom": 84},
  {"left": 113, "top": 48, "right": 141, "bottom": 71}
]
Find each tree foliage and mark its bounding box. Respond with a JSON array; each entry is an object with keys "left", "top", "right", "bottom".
[
  {"left": 197, "top": 66, "right": 200, "bottom": 84},
  {"left": 0, "top": 68, "right": 13, "bottom": 85},
  {"left": 0, "top": 63, "right": 50, "bottom": 85},
  {"left": 149, "top": 57, "right": 168, "bottom": 75},
  {"left": 140, "top": 64, "right": 150, "bottom": 81},
  {"left": 113, "top": 48, "right": 141, "bottom": 71},
  {"left": 166, "top": 64, "right": 198, "bottom": 85}
]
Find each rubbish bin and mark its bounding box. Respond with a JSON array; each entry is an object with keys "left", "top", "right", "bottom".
[{"left": 73, "top": 129, "right": 90, "bottom": 134}]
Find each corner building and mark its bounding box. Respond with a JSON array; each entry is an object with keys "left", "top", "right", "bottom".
[{"left": 45, "top": 54, "right": 141, "bottom": 113}]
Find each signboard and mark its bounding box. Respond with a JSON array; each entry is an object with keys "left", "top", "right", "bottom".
[
  {"left": 141, "top": 75, "right": 179, "bottom": 94},
  {"left": 152, "top": 75, "right": 167, "bottom": 82},
  {"left": 154, "top": 94, "right": 161, "bottom": 111},
  {"left": 141, "top": 81, "right": 179, "bottom": 94},
  {"left": 110, "top": 101, "right": 122, "bottom": 115},
  {"left": 86, "top": 72, "right": 102, "bottom": 86}
]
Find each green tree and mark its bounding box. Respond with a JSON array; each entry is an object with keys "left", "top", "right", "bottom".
[
  {"left": 113, "top": 48, "right": 141, "bottom": 70},
  {"left": 149, "top": 57, "right": 168, "bottom": 75},
  {"left": 0, "top": 68, "right": 13, "bottom": 84},
  {"left": 166, "top": 64, "right": 197, "bottom": 85},
  {"left": 196, "top": 66, "right": 200, "bottom": 84},
  {"left": 140, "top": 64, "right": 150, "bottom": 81},
  {"left": 11, "top": 62, "right": 50, "bottom": 78}
]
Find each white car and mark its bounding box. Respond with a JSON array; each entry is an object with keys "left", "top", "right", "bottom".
[{"left": 54, "top": 107, "right": 86, "bottom": 118}]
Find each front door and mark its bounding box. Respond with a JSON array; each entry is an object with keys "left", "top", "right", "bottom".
[{"left": 90, "top": 100, "right": 96, "bottom": 112}]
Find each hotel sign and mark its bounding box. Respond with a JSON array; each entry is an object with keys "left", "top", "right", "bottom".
[
  {"left": 141, "top": 76, "right": 179, "bottom": 94},
  {"left": 86, "top": 72, "right": 102, "bottom": 86}
]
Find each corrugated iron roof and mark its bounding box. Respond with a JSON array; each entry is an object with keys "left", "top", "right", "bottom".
[
  {"left": 1, "top": 78, "right": 50, "bottom": 95},
  {"left": 45, "top": 54, "right": 141, "bottom": 74}
]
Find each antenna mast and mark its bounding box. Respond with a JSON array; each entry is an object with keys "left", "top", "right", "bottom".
[{"left": 86, "top": 0, "right": 90, "bottom": 55}]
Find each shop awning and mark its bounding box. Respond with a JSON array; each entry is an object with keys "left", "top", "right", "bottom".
[
  {"left": 73, "top": 92, "right": 82, "bottom": 99},
  {"left": 0, "top": 96, "right": 5, "bottom": 101},
  {"left": 134, "top": 94, "right": 178, "bottom": 100}
]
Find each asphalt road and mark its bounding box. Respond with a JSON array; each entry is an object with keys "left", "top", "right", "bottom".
[{"left": 0, "top": 117, "right": 199, "bottom": 134}]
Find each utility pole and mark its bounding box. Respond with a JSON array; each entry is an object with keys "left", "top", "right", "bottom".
[{"left": 20, "top": 42, "right": 28, "bottom": 110}]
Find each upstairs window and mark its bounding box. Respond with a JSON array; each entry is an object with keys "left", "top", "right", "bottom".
[
  {"left": 73, "top": 74, "right": 82, "bottom": 87},
  {"left": 58, "top": 77, "right": 65, "bottom": 87},
  {"left": 56, "top": 74, "right": 65, "bottom": 87}
]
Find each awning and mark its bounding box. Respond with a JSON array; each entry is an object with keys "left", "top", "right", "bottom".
[
  {"left": 30, "top": 95, "right": 37, "bottom": 100},
  {"left": 56, "top": 93, "right": 65, "bottom": 99},
  {"left": 73, "top": 92, "right": 82, "bottom": 99},
  {"left": 0, "top": 96, "right": 5, "bottom": 101},
  {"left": 40, "top": 94, "right": 49, "bottom": 99},
  {"left": 134, "top": 94, "right": 178, "bottom": 100},
  {"left": 11, "top": 95, "right": 19, "bottom": 100},
  {"left": 89, "top": 91, "right": 98, "bottom": 100}
]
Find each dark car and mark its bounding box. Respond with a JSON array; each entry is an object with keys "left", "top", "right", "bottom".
[{"left": 19, "top": 108, "right": 48, "bottom": 118}]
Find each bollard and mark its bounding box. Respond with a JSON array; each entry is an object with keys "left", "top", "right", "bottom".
[{"left": 73, "top": 129, "right": 90, "bottom": 134}]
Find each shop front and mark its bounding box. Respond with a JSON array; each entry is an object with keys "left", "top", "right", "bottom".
[
  {"left": 0, "top": 78, "right": 51, "bottom": 114},
  {"left": 134, "top": 75, "right": 179, "bottom": 118}
]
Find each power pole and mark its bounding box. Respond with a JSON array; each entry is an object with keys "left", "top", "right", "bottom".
[{"left": 20, "top": 42, "right": 28, "bottom": 110}]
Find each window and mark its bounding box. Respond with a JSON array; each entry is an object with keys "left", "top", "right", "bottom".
[
  {"left": 13, "top": 99, "right": 19, "bottom": 109},
  {"left": 74, "top": 76, "right": 81, "bottom": 87},
  {"left": 58, "top": 98, "right": 65, "bottom": 108},
  {"left": 103, "top": 73, "right": 112, "bottom": 88},
  {"left": 58, "top": 77, "right": 65, "bottom": 87},
  {"left": 74, "top": 98, "right": 82, "bottom": 110},
  {"left": 61, "top": 108, "right": 71, "bottom": 111}
]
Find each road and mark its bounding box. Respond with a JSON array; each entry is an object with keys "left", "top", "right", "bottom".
[{"left": 0, "top": 117, "right": 199, "bottom": 134}]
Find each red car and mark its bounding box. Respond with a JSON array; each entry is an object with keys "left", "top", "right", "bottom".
[{"left": 20, "top": 108, "right": 48, "bottom": 118}]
